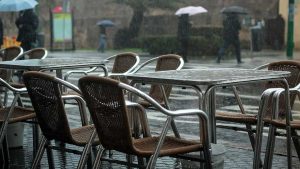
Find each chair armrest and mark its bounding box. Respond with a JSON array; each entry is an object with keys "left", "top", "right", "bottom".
[
  {"left": 254, "top": 63, "right": 269, "bottom": 70},
  {"left": 64, "top": 67, "right": 98, "bottom": 81},
  {"left": 0, "top": 78, "right": 27, "bottom": 93},
  {"left": 130, "top": 57, "right": 159, "bottom": 74},
  {"left": 55, "top": 77, "right": 82, "bottom": 94},
  {"left": 62, "top": 94, "right": 88, "bottom": 126}
]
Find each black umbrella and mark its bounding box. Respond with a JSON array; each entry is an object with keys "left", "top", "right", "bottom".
[
  {"left": 96, "top": 19, "right": 115, "bottom": 27},
  {"left": 221, "top": 6, "right": 248, "bottom": 14}
]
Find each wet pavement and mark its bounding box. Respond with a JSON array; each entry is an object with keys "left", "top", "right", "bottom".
[{"left": 3, "top": 49, "right": 300, "bottom": 168}]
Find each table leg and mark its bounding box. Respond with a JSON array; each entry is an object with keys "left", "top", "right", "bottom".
[{"left": 203, "top": 86, "right": 216, "bottom": 144}]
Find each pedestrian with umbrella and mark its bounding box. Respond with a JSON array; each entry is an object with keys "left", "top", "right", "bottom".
[
  {"left": 0, "top": 0, "right": 38, "bottom": 51},
  {"left": 16, "top": 8, "right": 39, "bottom": 52},
  {"left": 175, "top": 6, "right": 207, "bottom": 62},
  {"left": 96, "top": 19, "right": 115, "bottom": 53},
  {"left": 217, "top": 6, "right": 248, "bottom": 64}
]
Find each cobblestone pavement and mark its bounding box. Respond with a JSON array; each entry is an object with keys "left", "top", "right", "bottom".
[{"left": 3, "top": 49, "right": 300, "bottom": 168}]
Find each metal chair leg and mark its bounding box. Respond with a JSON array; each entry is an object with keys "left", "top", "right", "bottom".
[
  {"left": 203, "top": 144, "right": 212, "bottom": 169},
  {"left": 2, "top": 136, "right": 10, "bottom": 167},
  {"left": 291, "top": 129, "right": 300, "bottom": 161},
  {"left": 264, "top": 125, "right": 277, "bottom": 169},
  {"left": 92, "top": 146, "right": 105, "bottom": 169},
  {"left": 77, "top": 130, "right": 96, "bottom": 169},
  {"left": 31, "top": 136, "right": 47, "bottom": 169},
  {"left": 46, "top": 141, "right": 55, "bottom": 169}
]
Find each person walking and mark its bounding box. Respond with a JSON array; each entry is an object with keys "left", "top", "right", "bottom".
[
  {"left": 15, "top": 9, "right": 39, "bottom": 52},
  {"left": 98, "top": 26, "right": 107, "bottom": 53},
  {"left": 177, "top": 14, "right": 191, "bottom": 62},
  {"left": 217, "top": 13, "right": 242, "bottom": 64}
]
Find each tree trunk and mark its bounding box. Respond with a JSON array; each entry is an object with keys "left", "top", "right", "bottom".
[{"left": 128, "top": 9, "right": 144, "bottom": 40}]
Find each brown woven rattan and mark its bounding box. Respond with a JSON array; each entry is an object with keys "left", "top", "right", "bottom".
[
  {"left": 0, "top": 75, "right": 36, "bottom": 167},
  {"left": 10, "top": 48, "right": 48, "bottom": 89},
  {"left": 136, "top": 54, "right": 184, "bottom": 107},
  {"left": 215, "top": 60, "right": 300, "bottom": 167},
  {"left": 261, "top": 61, "right": 300, "bottom": 168},
  {"left": 0, "top": 46, "right": 23, "bottom": 61},
  {"left": 23, "top": 71, "right": 98, "bottom": 169},
  {"left": 111, "top": 52, "right": 138, "bottom": 74},
  {"left": 0, "top": 106, "right": 35, "bottom": 123},
  {"left": 79, "top": 76, "right": 211, "bottom": 169}
]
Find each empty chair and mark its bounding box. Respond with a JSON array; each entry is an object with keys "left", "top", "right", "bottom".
[
  {"left": 23, "top": 71, "right": 98, "bottom": 169},
  {"left": 130, "top": 54, "right": 184, "bottom": 108},
  {"left": 0, "top": 46, "right": 23, "bottom": 61},
  {"left": 253, "top": 61, "right": 300, "bottom": 169},
  {"left": 215, "top": 60, "right": 300, "bottom": 168},
  {"left": 79, "top": 76, "right": 212, "bottom": 169},
  {"left": 0, "top": 46, "right": 23, "bottom": 106},
  {"left": 11, "top": 48, "right": 48, "bottom": 87},
  {"left": 64, "top": 52, "right": 140, "bottom": 83},
  {"left": 0, "top": 77, "right": 36, "bottom": 168},
  {"left": 14, "top": 47, "right": 48, "bottom": 60}
]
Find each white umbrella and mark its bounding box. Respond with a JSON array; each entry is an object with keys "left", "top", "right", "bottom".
[
  {"left": 0, "top": 0, "right": 38, "bottom": 12},
  {"left": 175, "top": 6, "right": 207, "bottom": 16}
]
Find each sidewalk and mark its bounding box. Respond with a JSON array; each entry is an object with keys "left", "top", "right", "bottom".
[{"left": 6, "top": 49, "right": 300, "bottom": 168}]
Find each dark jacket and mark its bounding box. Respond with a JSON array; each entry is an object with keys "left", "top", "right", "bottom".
[
  {"left": 222, "top": 14, "right": 241, "bottom": 40},
  {"left": 16, "top": 9, "right": 39, "bottom": 43}
]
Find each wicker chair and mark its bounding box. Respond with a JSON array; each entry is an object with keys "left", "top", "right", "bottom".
[
  {"left": 11, "top": 48, "right": 48, "bottom": 87},
  {"left": 215, "top": 60, "right": 300, "bottom": 168},
  {"left": 64, "top": 52, "right": 140, "bottom": 84},
  {"left": 23, "top": 71, "right": 99, "bottom": 169},
  {"left": 79, "top": 76, "right": 212, "bottom": 169},
  {"left": 0, "top": 46, "right": 23, "bottom": 106},
  {"left": 129, "top": 54, "right": 184, "bottom": 138},
  {"left": 0, "top": 77, "right": 36, "bottom": 167},
  {"left": 130, "top": 54, "right": 184, "bottom": 108},
  {"left": 253, "top": 61, "right": 300, "bottom": 169}
]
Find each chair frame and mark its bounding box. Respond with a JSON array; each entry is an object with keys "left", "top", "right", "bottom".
[
  {"left": 79, "top": 76, "right": 212, "bottom": 169},
  {"left": 13, "top": 47, "right": 48, "bottom": 60},
  {"left": 0, "top": 46, "right": 24, "bottom": 106},
  {"left": 0, "top": 77, "right": 37, "bottom": 168},
  {"left": 63, "top": 52, "right": 140, "bottom": 81},
  {"left": 130, "top": 54, "right": 184, "bottom": 138},
  {"left": 215, "top": 60, "right": 300, "bottom": 169},
  {"left": 254, "top": 83, "right": 300, "bottom": 169},
  {"left": 23, "top": 71, "right": 97, "bottom": 169}
]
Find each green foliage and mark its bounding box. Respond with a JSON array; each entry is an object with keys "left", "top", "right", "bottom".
[
  {"left": 140, "top": 35, "right": 222, "bottom": 57},
  {"left": 141, "top": 36, "right": 179, "bottom": 55}
]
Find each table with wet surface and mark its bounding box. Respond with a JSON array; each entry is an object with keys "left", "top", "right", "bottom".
[
  {"left": 126, "top": 68, "right": 291, "bottom": 143},
  {"left": 0, "top": 58, "right": 108, "bottom": 78}
]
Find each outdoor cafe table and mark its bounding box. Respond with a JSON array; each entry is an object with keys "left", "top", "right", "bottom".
[
  {"left": 126, "top": 68, "right": 291, "bottom": 143},
  {"left": 0, "top": 58, "right": 108, "bottom": 78}
]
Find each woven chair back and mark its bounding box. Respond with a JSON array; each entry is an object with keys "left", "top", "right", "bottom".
[
  {"left": 24, "top": 48, "right": 47, "bottom": 59},
  {"left": 23, "top": 72, "right": 73, "bottom": 142},
  {"left": 79, "top": 76, "right": 135, "bottom": 154},
  {"left": 111, "top": 53, "right": 138, "bottom": 73},
  {"left": 150, "top": 54, "right": 183, "bottom": 104},
  {"left": 265, "top": 61, "right": 300, "bottom": 119},
  {"left": 2, "top": 46, "right": 22, "bottom": 61},
  {"left": 0, "top": 46, "right": 22, "bottom": 82}
]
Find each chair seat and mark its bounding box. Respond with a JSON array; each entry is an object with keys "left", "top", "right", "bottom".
[
  {"left": 70, "top": 125, "right": 99, "bottom": 146},
  {"left": 10, "top": 82, "right": 25, "bottom": 88},
  {"left": 216, "top": 111, "right": 257, "bottom": 124},
  {"left": 133, "top": 136, "right": 202, "bottom": 157},
  {"left": 0, "top": 106, "right": 35, "bottom": 123},
  {"left": 264, "top": 118, "right": 300, "bottom": 129},
  {"left": 138, "top": 100, "right": 166, "bottom": 108}
]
